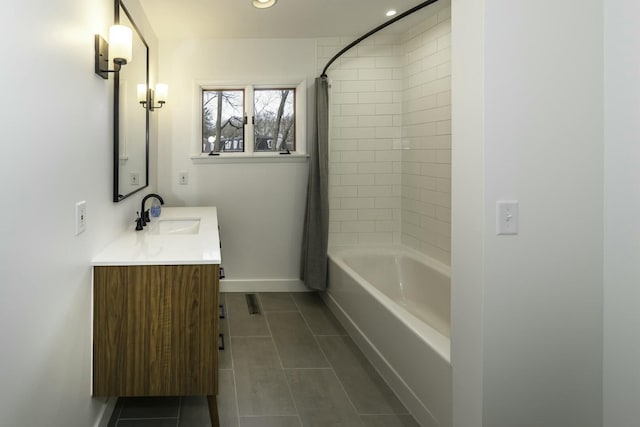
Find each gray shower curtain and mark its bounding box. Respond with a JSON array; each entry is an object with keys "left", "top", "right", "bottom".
[{"left": 300, "top": 76, "right": 329, "bottom": 291}]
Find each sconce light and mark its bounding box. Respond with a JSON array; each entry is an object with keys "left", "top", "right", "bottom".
[
  {"left": 253, "top": 0, "right": 277, "bottom": 8},
  {"left": 95, "top": 25, "right": 133, "bottom": 79},
  {"left": 137, "top": 83, "right": 169, "bottom": 111}
]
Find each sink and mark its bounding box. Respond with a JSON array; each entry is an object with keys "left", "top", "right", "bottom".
[{"left": 149, "top": 219, "right": 201, "bottom": 235}]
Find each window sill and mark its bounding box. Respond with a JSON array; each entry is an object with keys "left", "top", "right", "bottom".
[{"left": 190, "top": 153, "right": 309, "bottom": 164}]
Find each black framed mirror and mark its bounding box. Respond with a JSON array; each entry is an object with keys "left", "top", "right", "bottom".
[{"left": 113, "top": 0, "right": 149, "bottom": 202}]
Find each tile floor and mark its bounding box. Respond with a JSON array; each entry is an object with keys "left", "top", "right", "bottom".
[{"left": 107, "top": 292, "right": 419, "bottom": 427}]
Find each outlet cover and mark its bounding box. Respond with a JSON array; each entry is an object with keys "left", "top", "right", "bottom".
[
  {"left": 75, "top": 201, "right": 87, "bottom": 235},
  {"left": 130, "top": 172, "right": 139, "bottom": 186}
]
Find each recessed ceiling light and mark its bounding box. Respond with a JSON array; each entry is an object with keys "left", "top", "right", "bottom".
[
  {"left": 253, "top": 0, "right": 277, "bottom": 8},
  {"left": 386, "top": 9, "right": 397, "bottom": 17}
]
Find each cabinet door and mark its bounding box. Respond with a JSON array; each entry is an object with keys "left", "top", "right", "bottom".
[{"left": 93, "top": 264, "right": 219, "bottom": 396}]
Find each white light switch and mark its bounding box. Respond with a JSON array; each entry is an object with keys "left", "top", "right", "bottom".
[
  {"left": 75, "top": 201, "right": 87, "bottom": 235},
  {"left": 497, "top": 201, "right": 518, "bottom": 235}
]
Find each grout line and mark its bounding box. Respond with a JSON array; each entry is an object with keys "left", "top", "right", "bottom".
[
  {"left": 223, "top": 293, "right": 242, "bottom": 426},
  {"left": 118, "top": 417, "right": 180, "bottom": 421},
  {"left": 176, "top": 396, "right": 182, "bottom": 427},
  {"left": 297, "top": 296, "right": 365, "bottom": 424},
  {"left": 262, "top": 293, "right": 302, "bottom": 423}
]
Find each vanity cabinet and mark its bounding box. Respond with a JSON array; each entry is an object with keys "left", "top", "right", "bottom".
[{"left": 93, "top": 264, "right": 219, "bottom": 397}]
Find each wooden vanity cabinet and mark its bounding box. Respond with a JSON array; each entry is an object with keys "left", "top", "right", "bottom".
[{"left": 93, "top": 264, "right": 219, "bottom": 397}]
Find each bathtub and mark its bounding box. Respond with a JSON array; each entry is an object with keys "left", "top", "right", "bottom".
[{"left": 325, "top": 246, "right": 452, "bottom": 427}]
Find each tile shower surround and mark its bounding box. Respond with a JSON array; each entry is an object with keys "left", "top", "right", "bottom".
[
  {"left": 319, "top": 0, "right": 452, "bottom": 265},
  {"left": 107, "top": 292, "right": 419, "bottom": 426}
]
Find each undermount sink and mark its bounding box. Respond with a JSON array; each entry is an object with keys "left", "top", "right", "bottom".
[{"left": 149, "top": 218, "right": 201, "bottom": 235}]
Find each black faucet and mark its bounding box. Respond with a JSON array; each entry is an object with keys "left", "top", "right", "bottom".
[{"left": 140, "top": 193, "right": 165, "bottom": 226}]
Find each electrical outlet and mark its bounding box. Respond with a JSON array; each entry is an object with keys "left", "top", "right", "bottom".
[
  {"left": 130, "top": 172, "right": 139, "bottom": 185},
  {"left": 75, "top": 201, "right": 87, "bottom": 235},
  {"left": 179, "top": 172, "right": 189, "bottom": 185}
]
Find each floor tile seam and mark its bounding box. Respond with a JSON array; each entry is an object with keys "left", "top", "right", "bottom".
[
  {"left": 231, "top": 302, "right": 300, "bottom": 420},
  {"left": 236, "top": 411, "right": 301, "bottom": 417},
  {"left": 175, "top": 396, "right": 183, "bottom": 425},
  {"left": 256, "top": 292, "right": 301, "bottom": 314},
  {"left": 262, "top": 309, "right": 301, "bottom": 313},
  {"left": 231, "top": 363, "right": 242, "bottom": 427},
  {"left": 226, "top": 321, "right": 243, "bottom": 426},
  {"left": 228, "top": 334, "right": 272, "bottom": 338},
  {"left": 117, "top": 416, "right": 180, "bottom": 420},
  {"left": 294, "top": 298, "right": 332, "bottom": 369},
  {"left": 282, "top": 367, "right": 334, "bottom": 371},
  {"left": 313, "top": 333, "right": 349, "bottom": 337},
  {"left": 237, "top": 415, "right": 301, "bottom": 418},
  {"left": 358, "top": 411, "right": 413, "bottom": 416},
  {"left": 289, "top": 295, "right": 315, "bottom": 333},
  {"left": 306, "top": 321, "right": 364, "bottom": 422},
  {"left": 111, "top": 399, "right": 125, "bottom": 425},
  {"left": 265, "top": 296, "right": 303, "bottom": 421},
  {"left": 226, "top": 293, "right": 270, "bottom": 338}
]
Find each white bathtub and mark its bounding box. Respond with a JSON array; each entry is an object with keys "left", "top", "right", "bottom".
[{"left": 326, "top": 246, "right": 452, "bottom": 427}]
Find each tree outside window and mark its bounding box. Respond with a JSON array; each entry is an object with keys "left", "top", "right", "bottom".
[
  {"left": 254, "top": 89, "right": 295, "bottom": 152},
  {"left": 202, "top": 89, "right": 245, "bottom": 153}
]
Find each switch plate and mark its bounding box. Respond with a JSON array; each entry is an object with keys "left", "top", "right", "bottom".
[
  {"left": 179, "top": 172, "right": 188, "bottom": 185},
  {"left": 75, "top": 201, "right": 87, "bottom": 235},
  {"left": 497, "top": 201, "right": 518, "bottom": 235}
]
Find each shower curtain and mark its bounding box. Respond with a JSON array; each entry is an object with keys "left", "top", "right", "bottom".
[{"left": 300, "top": 76, "right": 329, "bottom": 291}]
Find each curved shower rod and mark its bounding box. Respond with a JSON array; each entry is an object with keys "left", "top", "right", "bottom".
[{"left": 320, "top": 0, "right": 441, "bottom": 78}]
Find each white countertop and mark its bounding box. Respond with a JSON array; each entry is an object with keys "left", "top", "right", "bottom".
[{"left": 92, "top": 207, "right": 221, "bottom": 266}]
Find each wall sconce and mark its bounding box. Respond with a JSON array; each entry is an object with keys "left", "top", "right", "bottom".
[
  {"left": 253, "top": 0, "right": 277, "bottom": 8},
  {"left": 137, "top": 83, "right": 168, "bottom": 111},
  {"left": 95, "top": 25, "right": 133, "bottom": 79}
]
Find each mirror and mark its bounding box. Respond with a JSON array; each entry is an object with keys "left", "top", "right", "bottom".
[{"left": 114, "top": 0, "right": 149, "bottom": 202}]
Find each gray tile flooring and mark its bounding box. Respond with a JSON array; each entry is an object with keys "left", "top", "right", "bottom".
[{"left": 108, "top": 292, "right": 419, "bottom": 427}]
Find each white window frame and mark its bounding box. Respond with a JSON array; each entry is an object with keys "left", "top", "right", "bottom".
[{"left": 191, "top": 80, "right": 307, "bottom": 162}]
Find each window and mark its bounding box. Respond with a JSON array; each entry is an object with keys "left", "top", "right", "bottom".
[
  {"left": 200, "top": 83, "right": 303, "bottom": 156},
  {"left": 254, "top": 89, "right": 295, "bottom": 152},
  {"left": 202, "top": 89, "right": 245, "bottom": 153}
]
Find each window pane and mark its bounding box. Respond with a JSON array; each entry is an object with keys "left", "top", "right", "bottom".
[
  {"left": 254, "top": 89, "right": 295, "bottom": 152},
  {"left": 202, "top": 90, "right": 245, "bottom": 153}
]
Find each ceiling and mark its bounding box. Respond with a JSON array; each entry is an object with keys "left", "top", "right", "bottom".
[{"left": 136, "top": 0, "right": 432, "bottom": 40}]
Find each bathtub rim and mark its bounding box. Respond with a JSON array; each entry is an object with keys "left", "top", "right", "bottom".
[{"left": 328, "top": 245, "right": 451, "bottom": 364}]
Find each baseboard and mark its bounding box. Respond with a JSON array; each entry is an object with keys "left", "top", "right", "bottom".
[
  {"left": 93, "top": 397, "right": 117, "bottom": 427},
  {"left": 220, "top": 278, "right": 310, "bottom": 293}
]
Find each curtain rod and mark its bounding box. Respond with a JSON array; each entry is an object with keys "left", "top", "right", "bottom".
[{"left": 320, "top": 0, "right": 441, "bottom": 78}]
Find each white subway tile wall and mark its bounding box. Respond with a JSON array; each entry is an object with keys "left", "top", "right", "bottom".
[
  {"left": 400, "top": 2, "right": 451, "bottom": 264},
  {"left": 319, "top": 0, "right": 451, "bottom": 265}
]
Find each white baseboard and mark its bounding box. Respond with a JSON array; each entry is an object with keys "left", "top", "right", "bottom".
[{"left": 220, "top": 278, "right": 310, "bottom": 293}]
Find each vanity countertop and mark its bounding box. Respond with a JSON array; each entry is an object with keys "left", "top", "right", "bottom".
[{"left": 92, "top": 207, "right": 221, "bottom": 266}]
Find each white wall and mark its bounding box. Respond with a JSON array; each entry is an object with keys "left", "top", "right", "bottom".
[
  {"left": 603, "top": 0, "right": 640, "bottom": 425},
  {"left": 157, "top": 38, "right": 316, "bottom": 290},
  {"left": 450, "top": 0, "right": 485, "bottom": 423},
  {"left": 0, "top": 0, "right": 158, "bottom": 426},
  {"left": 452, "top": 0, "right": 604, "bottom": 426}
]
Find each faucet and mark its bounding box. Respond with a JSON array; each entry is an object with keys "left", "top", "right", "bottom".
[{"left": 140, "top": 193, "right": 164, "bottom": 226}]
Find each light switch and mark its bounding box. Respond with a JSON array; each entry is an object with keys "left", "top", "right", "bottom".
[
  {"left": 75, "top": 201, "right": 87, "bottom": 235},
  {"left": 497, "top": 201, "right": 518, "bottom": 235}
]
